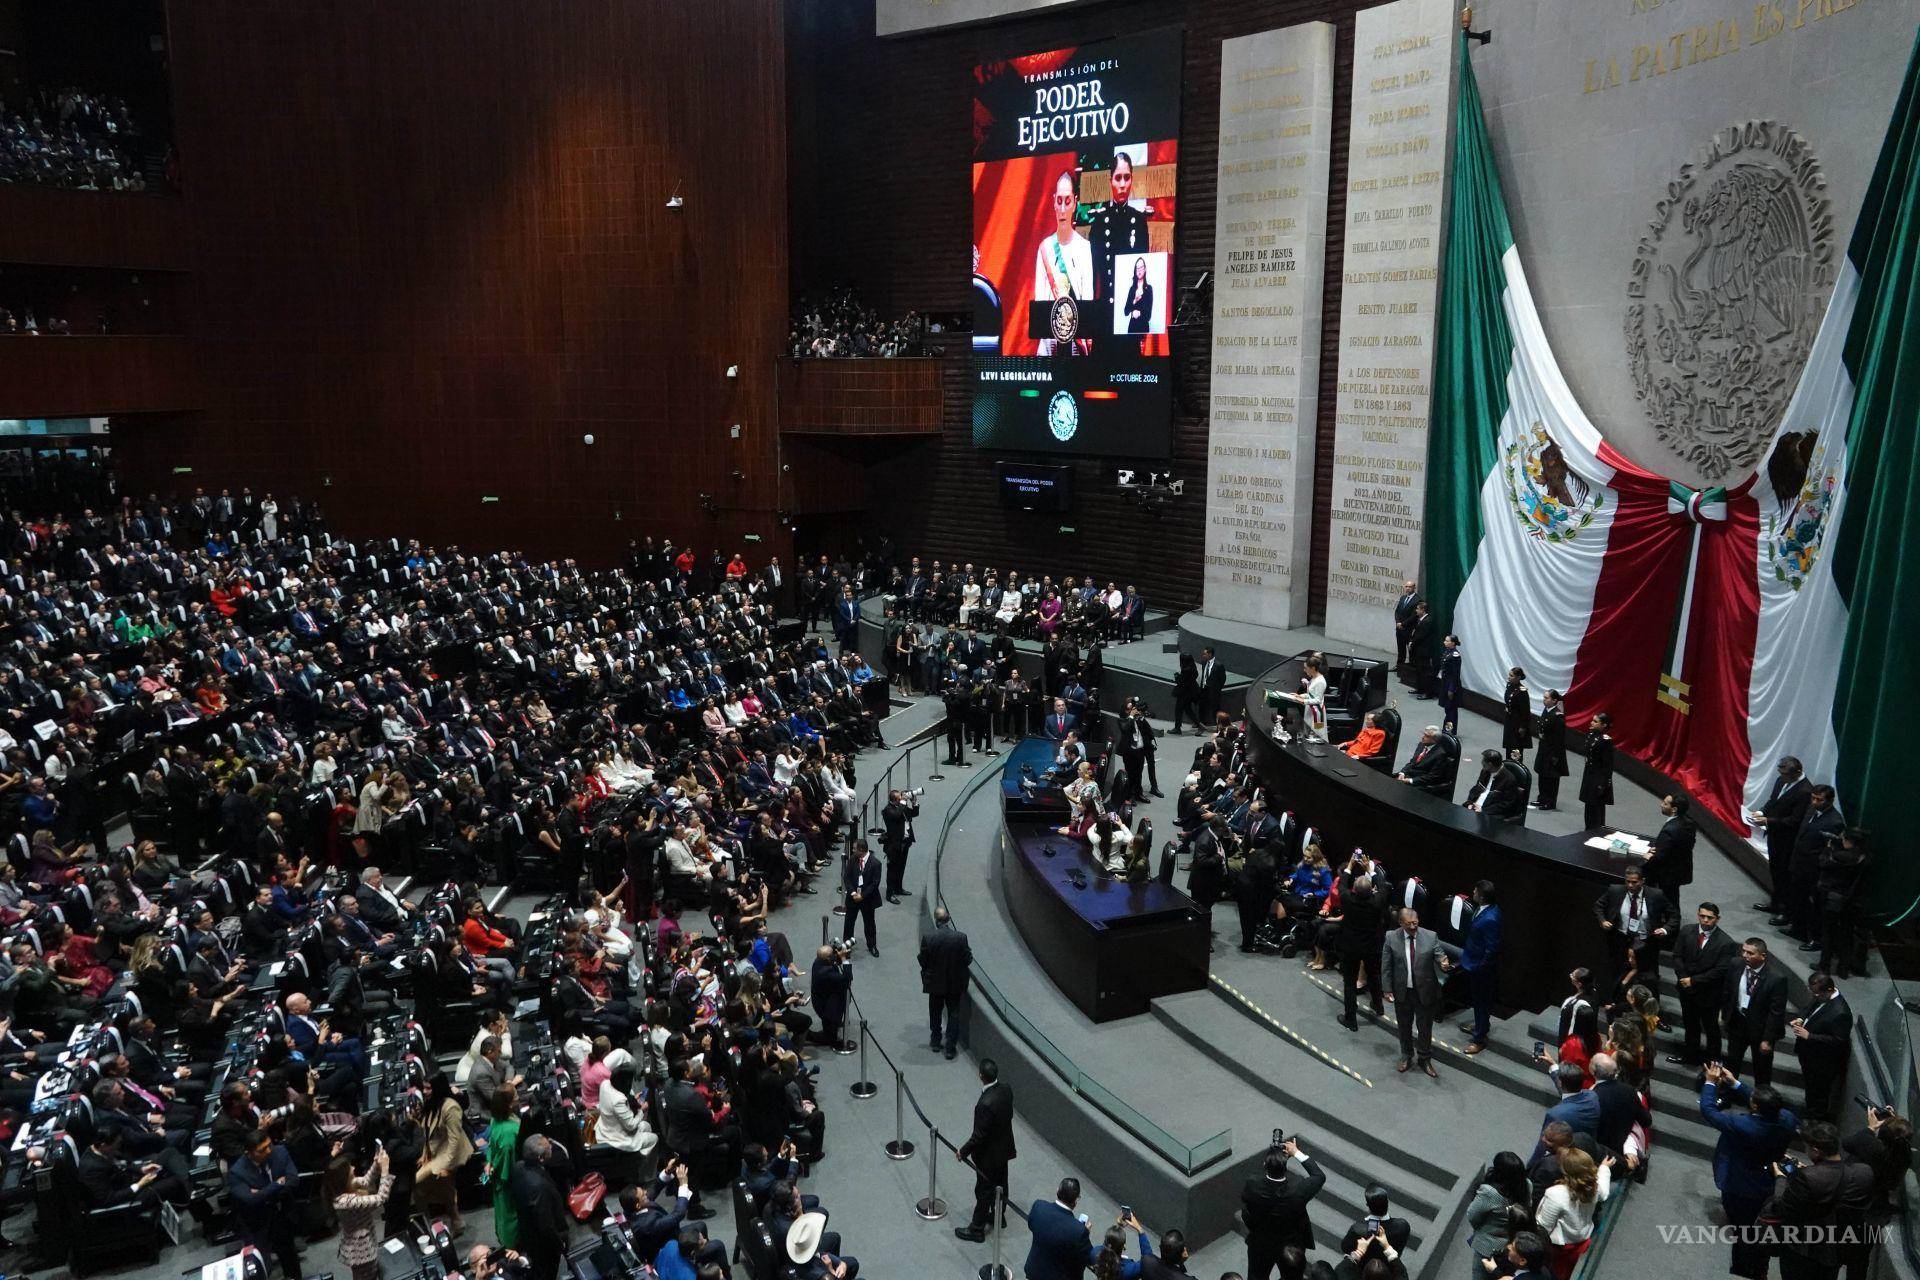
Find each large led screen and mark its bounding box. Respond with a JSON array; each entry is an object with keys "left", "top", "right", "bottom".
[{"left": 971, "top": 30, "right": 1182, "bottom": 458}]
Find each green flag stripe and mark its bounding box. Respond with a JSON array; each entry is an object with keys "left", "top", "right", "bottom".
[
  {"left": 1829, "top": 26, "right": 1920, "bottom": 917},
  {"left": 1421, "top": 34, "right": 1516, "bottom": 637}
]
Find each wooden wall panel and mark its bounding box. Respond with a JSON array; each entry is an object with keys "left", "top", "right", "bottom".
[
  {"left": 788, "top": 0, "right": 1366, "bottom": 616},
  {"left": 111, "top": 0, "right": 789, "bottom": 568},
  {"left": 777, "top": 357, "right": 943, "bottom": 435},
  {"left": 0, "top": 185, "right": 189, "bottom": 271},
  {"left": 0, "top": 336, "right": 200, "bottom": 417}
]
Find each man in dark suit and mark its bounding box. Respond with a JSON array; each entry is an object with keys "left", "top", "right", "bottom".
[
  {"left": 1406, "top": 603, "right": 1438, "bottom": 697},
  {"left": 1668, "top": 901, "right": 1738, "bottom": 1065},
  {"left": 1782, "top": 784, "right": 1845, "bottom": 942},
  {"left": 843, "top": 839, "right": 884, "bottom": 957},
  {"left": 944, "top": 683, "right": 971, "bottom": 764},
  {"left": 807, "top": 944, "right": 852, "bottom": 1049},
  {"left": 1590, "top": 1053, "right": 1652, "bottom": 1156},
  {"left": 510, "top": 1134, "right": 571, "bottom": 1280},
  {"left": 1749, "top": 756, "right": 1812, "bottom": 914},
  {"left": 918, "top": 907, "right": 971, "bottom": 1059},
  {"left": 620, "top": 1161, "right": 696, "bottom": 1262},
  {"left": 1766, "top": 1121, "right": 1876, "bottom": 1280},
  {"left": 1381, "top": 908, "right": 1448, "bottom": 1077},
  {"left": 1116, "top": 702, "right": 1156, "bottom": 803},
  {"left": 953, "top": 1058, "right": 1016, "bottom": 1243},
  {"left": 355, "top": 865, "right": 410, "bottom": 933},
  {"left": 1395, "top": 726, "right": 1454, "bottom": 798},
  {"left": 832, "top": 586, "right": 860, "bottom": 650},
  {"left": 880, "top": 789, "right": 919, "bottom": 903},
  {"left": 1462, "top": 748, "right": 1504, "bottom": 810},
  {"left": 226, "top": 1130, "right": 304, "bottom": 1280},
  {"left": 1699, "top": 1065, "right": 1797, "bottom": 1280},
  {"left": 1338, "top": 1184, "right": 1411, "bottom": 1259},
  {"left": 78, "top": 1126, "right": 187, "bottom": 1211},
  {"left": 1535, "top": 1062, "right": 1602, "bottom": 1156},
  {"left": 1488, "top": 751, "right": 1531, "bottom": 824},
  {"left": 1594, "top": 865, "right": 1672, "bottom": 998},
  {"left": 1642, "top": 793, "right": 1698, "bottom": 910},
  {"left": 239, "top": 884, "right": 287, "bottom": 961},
  {"left": 1197, "top": 647, "right": 1226, "bottom": 726},
  {"left": 1240, "top": 1138, "right": 1324, "bottom": 1280},
  {"left": 1392, "top": 581, "right": 1421, "bottom": 679},
  {"left": 1790, "top": 971, "right": 1853, "bottom": 1123},
  {"left": 1724, "top": 938, "right": 1789, "bottom": 1087},
  {"left": 1020, "top": 1177, "right": 1091, "bottom": 1280}
]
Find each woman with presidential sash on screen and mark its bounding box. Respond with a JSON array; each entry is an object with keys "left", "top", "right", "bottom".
[{"left": 1033, "top": 169, "right": 1093, "bottom": 356}]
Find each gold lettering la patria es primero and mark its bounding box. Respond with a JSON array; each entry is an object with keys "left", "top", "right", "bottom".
[{"left": 1582, "top": 0, "right": 1866, "bottom": 95}]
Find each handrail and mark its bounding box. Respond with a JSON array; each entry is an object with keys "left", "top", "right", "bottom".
[{"left": 1568, "top": 1168, "right": 1633, "bottom": 1279}]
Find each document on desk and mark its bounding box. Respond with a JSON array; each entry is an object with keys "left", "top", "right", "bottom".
[{"left": 1583, "top": 833, "right": 1652, "bottom": 857}]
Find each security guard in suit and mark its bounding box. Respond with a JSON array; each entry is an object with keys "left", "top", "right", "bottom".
[
  {"left": 943, "top": 683, "right": 971, "bottom": 766},
  {"left": 968, "top": 672, "right": 997, "bottom": 756}
]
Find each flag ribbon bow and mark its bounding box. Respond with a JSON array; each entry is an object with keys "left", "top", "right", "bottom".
[{"left": 1667, "top": 482, "right": 1729, "bottom": 524}]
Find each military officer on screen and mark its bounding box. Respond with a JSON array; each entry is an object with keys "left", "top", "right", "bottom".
[{"left": 1088, "top": 151, "right": 1150, "bottom": 339}]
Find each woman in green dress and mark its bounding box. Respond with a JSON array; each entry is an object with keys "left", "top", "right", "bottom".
[{"left": 484, "top": 1083, "right": 521, "bottom": 1246}]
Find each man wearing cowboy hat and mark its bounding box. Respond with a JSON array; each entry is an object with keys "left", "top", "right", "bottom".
[{"left": 785, "top": 1210, "right": 860, "bottom": 1280}]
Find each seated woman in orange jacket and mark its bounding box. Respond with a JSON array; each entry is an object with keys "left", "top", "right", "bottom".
[
  {"left": 461, "top": 910, "right": 513, "bottom": 958},
  {"left": 1341, "top": 711, "right": 1387, "bottom": 760}
]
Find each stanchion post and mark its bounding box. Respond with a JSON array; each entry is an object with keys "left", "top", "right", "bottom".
[
  {"left": 850, "top": 1020, "right": 878, "bottom": 1098},
  {"left": 884, "top": 1075, "right": 915, "bottom": 1160},
  {"left": 904, "top": 742, "right": 914, "bottom": 791},
  {"left": 978, "top": 1187, "right": 1010, "bottom": 1280},
  {"left": 820, "top": 914, "right": 830, "bottom": 945},
  {"left": 928, "top": 730, "right": 946, "bottom": 782},
  {"left": 914, "top": 1126, "right": 948, "bottom": 1220}
]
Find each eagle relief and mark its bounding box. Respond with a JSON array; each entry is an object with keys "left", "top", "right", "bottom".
[{"left": 1625, "top": 122, "right": 1835, "bottom": 480}]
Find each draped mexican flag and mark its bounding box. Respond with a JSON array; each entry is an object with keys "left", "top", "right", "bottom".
[{"left": 1425, "top": 31, "right": 1920, "bottom": 916}]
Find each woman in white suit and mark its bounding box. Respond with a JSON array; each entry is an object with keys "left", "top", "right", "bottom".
[
  {"left": 596, "top": 1049, "right": 658, "bottom": 1187},
  {"left": 958, "top": 578, "right": 982, "bottom": 626}
]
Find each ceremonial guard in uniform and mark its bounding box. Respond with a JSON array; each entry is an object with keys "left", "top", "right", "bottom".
[{"left": 1088, "top": 153, "right": 1149, "bottom": 344}]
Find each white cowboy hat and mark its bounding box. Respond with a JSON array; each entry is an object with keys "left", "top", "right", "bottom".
[{"left": 785, "top": 1211, "right": 829, "bottom": 1264}]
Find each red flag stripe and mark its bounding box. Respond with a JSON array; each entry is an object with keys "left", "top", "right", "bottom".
[{"left": 1564, "top": 444, "right": 1760, "bottom": 831}]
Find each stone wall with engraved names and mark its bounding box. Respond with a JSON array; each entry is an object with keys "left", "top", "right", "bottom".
[
  {"left": 1322, "top": 0, "right": 1454, "bottom": 646},
  {"left": 1202, "top": 21, "right": 1336, "bottom": 629}
]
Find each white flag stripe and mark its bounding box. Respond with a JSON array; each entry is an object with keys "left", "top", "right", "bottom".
[
  {"left": 1741, "top": 262, "right": 1859, "bottom": 833},
  {"left": 1454, "top": 247, "right": 1620, "bottom": 710}
]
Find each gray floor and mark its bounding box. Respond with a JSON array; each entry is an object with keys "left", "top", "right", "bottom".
[{"left": 77, "top": 665, "right": 1882, "bottom": 1280}]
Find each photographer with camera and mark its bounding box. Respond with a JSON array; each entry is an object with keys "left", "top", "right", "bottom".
[
  {"left": 1118, "top": 700, "right": 1160, "bottom": 802},
  {"left": 809, "top": 941, "right": 854, "bottom": 1050},
  {"left": 880, "top": 787, "right": 921, "bottom": 903},
  {"left": 1241, "top": 1132, "right": 1325, "bottom": 1280},
  {"left": 1761, "top": 1121, "right": 1874, "bottom": 1280},
  {"left": 1845, "top": 1100, "right": 1915, "bottom": 1210}
]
